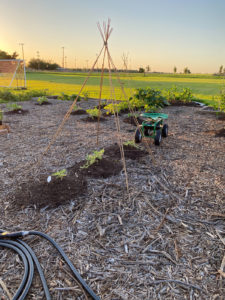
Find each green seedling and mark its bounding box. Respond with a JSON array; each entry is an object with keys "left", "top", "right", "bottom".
[
  {"left": 123, "top": 140, "right": 140, "bottom": 149},
  {"left": 6, "top": 103, "right": 22, "bottom": 111},
  {"left": 37, "top": 96, "right": 48, "bottom": 105},
  {"left": 81, "top": 149, "right": 104, "bottom": 169},
  {"left": 86, "top": 108, "right": 101, "bottom": 119},
  {"left": 51, "top": 169, "right": 67, "bottom": 180}
]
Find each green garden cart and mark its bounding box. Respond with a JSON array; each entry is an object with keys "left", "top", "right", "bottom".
[{"left": 135, "top": 113, "right": 168, "bottom": 146}]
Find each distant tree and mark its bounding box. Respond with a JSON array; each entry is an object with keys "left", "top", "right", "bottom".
[
  {"left": 146, "top": 65, "right": 150, "bottom": 72},
  {"left": 0, "top": 50, "right": 18, "bottom": 59},
  {"left": 139, "top": 67, "right": 145, "bottom": 73},
  {"left": 173, "top": 66, "right": 177, "bottom": 74},
  {"left": 184, "top": 67, "right": 191, "bottom": 74},
  {"left": 219, "top": 65, "right": 224, "bottom": 74},
  {"left": 28, "top": 58, "right": 60, "bottom": 70}
]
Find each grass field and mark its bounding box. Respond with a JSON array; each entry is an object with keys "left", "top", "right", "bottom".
[{"left": 2, "top": 71, "right": 225, "bottom": 107}]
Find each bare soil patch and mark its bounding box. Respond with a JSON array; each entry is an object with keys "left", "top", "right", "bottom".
[
  {"left": 15, "top": 173, "right": 87, "bottom": 209},
  {"left": 70, "top": 109, "right": 87, "bottom": 115},
  {"left": 123, "top": 115, "right": 143, "bottom": 126},
  {"left": 81, "top": 116, "right": 106, "bottom": 122},
  {"left": 0, "top": 99, "right": 225, "bottom": 299},
  {"left": 104, "top": 143, "right": 148, "bottom": 160},
  {"left": 5, "top": 109, "right": 29, "bottom": 115}
]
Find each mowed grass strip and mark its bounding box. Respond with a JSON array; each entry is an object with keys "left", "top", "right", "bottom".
[{"left": 26, "top": 71, "right": 224, "bottom": 102}]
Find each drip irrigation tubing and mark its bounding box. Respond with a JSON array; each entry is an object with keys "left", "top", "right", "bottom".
[{"left": 0, "top": 229, "right": 100, "bottom": 300}]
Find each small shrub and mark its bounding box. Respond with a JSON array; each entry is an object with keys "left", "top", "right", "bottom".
[
  {"left": 0, "top": 90, "right": 17, "bottom": 102},
  {"left": 219, "top": 88, "right": 225, "bottom": 112},
  {"left": 86, "top": 108, "right": 101, "bottom": 118},
  {"left": 70, "top": 94, "right": 81, "bottom": 102},
  {"left": 58, "top": 92, "right": 70, "bottom": 100},
  {"left": 37, "top": 96, "right": 48, "bottom": 105},
  {"left": 81, "top": 149, "right": 104, "bottom": 169},
  {"left": 166, "top": 86, "right": 194, "bottom": 103},
  {"left": 82, "top": 91, "right": 89, "bottom": 101},
  {"left": 6, "top": 103, "right": 22, "bottom": 111}
]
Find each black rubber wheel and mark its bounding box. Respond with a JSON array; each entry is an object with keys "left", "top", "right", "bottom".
[
  {"left": 154, "top": 129, "right": 162, "bottom": 146},
  {"left": 135, "top": 128, "right": 142, "bottom": 143},
  {"left": 162, "top": 124, "right": 168, "bottom": 137}
]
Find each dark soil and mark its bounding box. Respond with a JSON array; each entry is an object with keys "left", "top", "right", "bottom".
[
  {"left": 81, "top": 116, "right": 106, "bottom": 122},
  {"left": 5, "top": 109, "right": 29, "bottom": 115},
  {"left": 123, "top": 116, "right": 143, "bottom": 126},
  {"left": 70, "top": 109, "right": 87, "bottom": 115},
  {"left": 14, "top": 173, "right": 87, "bottom": 209},
  {"left": 169, "top": 101, "right": 200, "bottom": 107},
  {"left": 35, "top": 102, "right": 52, "bottom": 106},
  {"left": 215, "top": 127, "right": 225, "bottom": 137},
  {"left": 104, "top": 143, "right": 148, "bottom": 160},
  {"left": 69, "top": 158, "right": 123, "bottom": 179}
]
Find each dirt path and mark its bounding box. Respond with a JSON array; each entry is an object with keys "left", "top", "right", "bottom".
[{"left": 0, "top": 99, "right": 224, "bottom": 299}]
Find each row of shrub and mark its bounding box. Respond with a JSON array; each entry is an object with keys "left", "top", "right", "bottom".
[
  {"left": 0, "top": 89, "right": 49, "bottom": 103},
  {"left": 1, "top": 86, "right": 224, "bottom": 113},
  {"left": 103, "top": 86, "right": 194, "bottom": 115}
]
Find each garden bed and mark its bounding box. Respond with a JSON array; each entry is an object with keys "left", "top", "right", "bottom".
[{"left": 0, "top": 98, "right": 225, "bottom": 299}]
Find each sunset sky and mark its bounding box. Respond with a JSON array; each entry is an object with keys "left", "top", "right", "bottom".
[{"left": 0, "top": 0, "right": 224, "bottom": 73}]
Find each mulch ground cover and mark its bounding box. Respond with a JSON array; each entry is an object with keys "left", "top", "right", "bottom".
[{"left": 0, "top": 98, "right": 224, "bottom": 299}]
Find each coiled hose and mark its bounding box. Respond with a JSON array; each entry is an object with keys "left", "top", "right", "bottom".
[{"left": 0, "top": 230, "right": 100, "bottom": 300}]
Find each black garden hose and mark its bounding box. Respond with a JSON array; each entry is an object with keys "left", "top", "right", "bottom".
[{"left": 0, "top": 229, "right": 100, "bottom": 300}]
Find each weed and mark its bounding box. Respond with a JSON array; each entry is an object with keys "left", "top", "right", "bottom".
[
  {"left": 81, "top": 149, "right": 104, "bottom": 169},
  {"left": 51, "top": 169, "right": 67, "bottom": 180}
]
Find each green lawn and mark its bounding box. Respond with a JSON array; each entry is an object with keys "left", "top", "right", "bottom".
[{"left": 1, "top": 71, "right": 225, "bottom": 107}]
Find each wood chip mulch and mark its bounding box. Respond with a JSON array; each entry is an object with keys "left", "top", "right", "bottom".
[{"left": 0, "top": 99, "right": 224, "bottom": 299}]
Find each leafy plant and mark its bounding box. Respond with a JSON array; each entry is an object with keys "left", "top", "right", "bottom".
[
  {"left": 86, "top": 107, "right": 101, "bottom": 118},
  {"left": 37, "top": 96, "right": 48, "bottom": 105},
  {"left": 129, "top": 88, "right": 168, "bottom": 112},
  {"left": 82, "top": 91, "right": 89, "bottom": 101},
  {"left": 123, "top": 140, "right": 140, "bottom": 148},
  {"left": 81, "top": 149, "right": 104, "bottom": 169},
  {"left": 70, "top": 94, "right": 81, "bottom": 102},
  {"left": 215, "top": 88, "right": 225, "bottom": 112},
  {"left": 166, "top": 86, "right": 194, "bottom": 103},
  {"left": 51, "top": 169, "right": 67, "bottom": 180},
  {"left": 6, "top": 103, "right": 22, "bottom": 111}
]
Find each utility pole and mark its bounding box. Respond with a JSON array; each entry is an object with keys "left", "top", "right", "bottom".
[
  {"left": 62, "top": 46, "right": 65, "bottom": 69},
  {"left": 19, "top": 43, "right": 25, "bottom": 61},
  {"left": 74, "top": 58, "right": 76, "bottom": 69},
  {"left": 65, "top": 56, "right": 67, "bottom": 69},
  {"left": 86, "top": 59, "right": 89, "bottom": 71}
]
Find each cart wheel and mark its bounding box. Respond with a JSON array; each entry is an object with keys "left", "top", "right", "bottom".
[
  {"left": 135, "top": 128, "right": 142, "bottom": 143},
  {"left": 162, "top": 124, "right": 168, "bottom": 137},
  {"left": 154, "top": 129, "right": 162, "bottom": 146}
]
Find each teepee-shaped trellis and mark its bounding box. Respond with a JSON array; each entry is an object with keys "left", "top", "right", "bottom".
[{"left": 38, "top": 19, "right": 153, "bottom": 195}]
